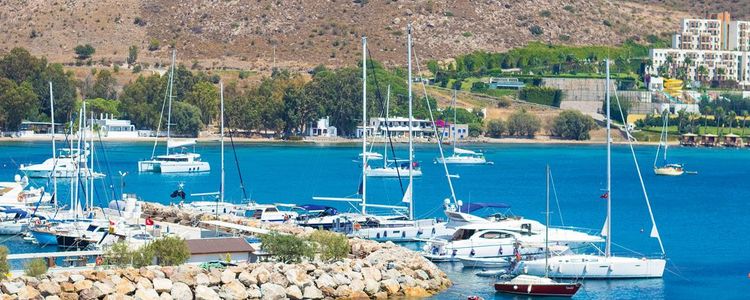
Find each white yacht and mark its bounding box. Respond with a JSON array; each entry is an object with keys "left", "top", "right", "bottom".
[
  {"left": 20, "top": 148, "right": 103, "bottom": 178},
  {"left": 137, "top": 51, "right": 210, "bottom": 174},
  {"left": 0, "top": 175, "right": 52, "bottom": 206},
  {"left": 654, "top": 111, "right": 684, "bottom": 176},
  {"left": 365, "top": 162, "right": 422, "bottom": 178},
  {"left": 517, "top": 60, "right": 667, "bottom": 279}
]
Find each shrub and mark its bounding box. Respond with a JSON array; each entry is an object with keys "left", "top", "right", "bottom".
[
  {"left": 468, "top": 122, "right": 483, "bottom": 137},
  {"left": 550, "top": 110, "right": 597, "bottom": 140},
  {"left": 497, "top": 96, "right": 512, "bottom": 108},
  {"left": 239, "top": 70, "right": 250, "bottom": 79},
  {"left": 602, "top": 97, "right": 630, "bottom": 124},
  {"left": 529, "top": 25, "right": 544, "bottom": 36},
  {"left": 519, "top": 86, "right": 563, "bottom": 107},
  {"left": 148, "top": 38, "right": 160, "bottom": 51},
  {"left": 563, "top": 5, "right": 575, "bottom": 12},
  {"left": 127, "top": 45, "right": 138, "bottom": 65},
  {"left": 486, "top": 119, "right": 506, "bottom": 138},
  {"left": 105, "top": 242, "right": 134, "bottom": 267},
  {"left": 0, "top": 246, "right": 8, "bottom": 280},
  {"left": 132, "top": 64, "right": 142, "bottom": 73},
  {"left": 470, "top": 81, "right": 488, "bottom": 93},
  {"left": 148, "top": 236, "right": 190, "bottom": 266},
  {"left": 507, "top": 109, "right": 542, "bottom": 137},
  {"left": 603, "top": 20, "right": 612, "bottom": 27},
  {"left": 261, "top": 232, "right": 312, "bottom": 263},
  {"left": 133, "top": 17, "right": 147, "bottom": 26},
  {"left": 308, "top": 230, "right": 349, "bottom": 261},
  {"left": 24, "top": 258, "right": 48, "bottom": 277},
  {"left": 539, "top": 10, "right": 551, "bottom": 18},
  {"left": 74, "top": 44, "right": 96, "bottom": 60},
  {"left": 113, "top": 64, "right": 120, "bottom": 73}
]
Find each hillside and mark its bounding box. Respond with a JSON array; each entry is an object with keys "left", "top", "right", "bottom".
[
  {"left": 628, "top": 0, "right": 750, "bottom": 19},
  {"left": 1, "top": 0, "right": 689, "bottom": 71}
]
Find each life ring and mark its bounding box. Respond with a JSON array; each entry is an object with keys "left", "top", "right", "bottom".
[
  {"left": 353, "top": 223, "right": 362, "bottom": 231},
  {"left": 34, "top": 219, "right": 41, "bottom": 225},
  {"left": 95, "top": 256, "right": 103, "bottom": 266},
  {"left": 16, "top": 193, "right": 25, "bottom": 202}
]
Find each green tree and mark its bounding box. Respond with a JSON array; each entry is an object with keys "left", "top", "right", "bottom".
[
  {"left": 506, "top": 109, "right": 541, "bottom": 137},
  {"left": 0, "top": 48, "right": 45, "bottom": 84},
  {"left": 260, "top": 232, "right": 312, "bottom": 263},
  {"left": 742, "top": 110, "right": 749, "bottom": 136},
  {"left": 0, "top": 79, "right": 40, "bottom": 131},
  {"left": 74, "top": 44, "right": 96, "bottom": 60},
  {"left": 92, "top": 69, "right": 118, "bottom": 99},
  {"left": 284, "top": 84, "right": 320, "bottom": 135},
  {"left": 127, "top": 45, "right": 139, "bottom": 65},
  {"left": 148, "top": 38, "right": 160, "bottom": 51},
  {"left": 550, "top": 110, "right": 597, "bottom": 140},
  {"left": 485, "top": 119, "right": 506, "bottom": 138},
  {"left": 147, "top": 236, "right": 190, "bottom": 266},
  {"left": 602, "top": 97, "right": 630, "bottom": 124},
  {"left": 171, "top": 101, "right": 203, "bottom": 137},
  {"left": 120, "top": 74, "right": 166, "bottom": 129},
  {"left": 184, "top": 81, "right": 219, "bottom": 125},
  {"left": 308, "top": 230, "right": 349, "bottom": 262},
  {"left": 23, "top": 258, "right": 48, "bottom": 277},
  {"left": 86, "top": 98, "right": 120, "bottom": 117}
]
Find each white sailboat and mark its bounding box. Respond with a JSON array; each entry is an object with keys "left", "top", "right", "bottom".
[
  {"left": 654, "top": 111, "right": 684, "bottom": 176},
  {"left": 517, "top": 60, "right": 666, "bottom": 279},
  {"left": 435, "top": 90, "right": 489, "bottom": 165},
  {"left": 365, "top": 85, "right": 423, "bottom": 178},
  {"left": 138, "top": 51, "right": 210, "bottom": 174}
]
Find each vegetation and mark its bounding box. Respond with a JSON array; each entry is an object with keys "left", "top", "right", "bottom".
[
  {"left": 148, "top": 38, "right": 160, "bottom": 51},
  {"left": 603, "top": 97, "right": 630, "bottom": 124},
  {"left": 506, "top": 109, "right": 542, "bottom": 137},
  {"left": 127, "top": 45, "right": 139, "bottom": 65},
  {"left": 260, "top": 232, "right": 313, "bottom": 263},
  {"left": 149, "top": 236, "right": 191, "bottom": 266},
  {"left": 486, "top": 119, "right": 506, "bottom": 138},
  {"left": 104, "top": 237, "right": 189, "bottom": 268},
  {"left": 0, "top": 246, "right": 8, "bottom": 280},
  {"left": 74, "top": 44, "right": 96, "bottom": 60},
  {"left": 23, "top": 258, "right": 48, "bottom": 277},
  {"left": 550, "top": 110, "right": 597, "bottom": 140},
  {"left": 308, "top": 230, "right": 350, "bottom": 262},
  {"left": 518, "top": 86, "right": 563, "bottom": 107}
]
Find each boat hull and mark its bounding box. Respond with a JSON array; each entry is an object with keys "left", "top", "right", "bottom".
[
  {"left": 436, "top": 157, "right": 488, "bottom": 165},
  {"left": 654, "top": 167, "right": 683, "bottom": 176},
  {"left": 349, "top": 222, "right": 453, "bottom": 242},
  {"left": 366, "top": 168, "right": 422, "bottom": 177},
  {"left": 459, "top": 256, "right": 510, "bottom": 268},
  {"left": 30, "top": 230, "right": 58, "bottom": 245},
  {"left": 0, "top": 221, "right": 28, "bottom": 235},
  {"left": 494, "top": 282, "right": 581, "bottom": 297},
  {"left": 138, "top": 161, "right": 210, "bottom": 173},
  {"left": 519, "top": 255, "right": 666, "bottom": 279}
]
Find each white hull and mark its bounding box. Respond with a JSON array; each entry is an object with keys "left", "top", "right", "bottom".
[
  {"left": 366, "top": 167, "right": 422, "bottom": 177},
  {"left": 458, "top": 256, "right": 510, "bottom": 268},
  {"left": 654, "top": 166, "right": 683, "bottom": 176},
  {"left": 349, "top": 220, "right": 453, "bottom": 242},
  {"left": 436, "top": 156, "right": 488, "bottom": 165},
  {"left": 518, "top": 254, "right": 666, "bottom": 279},
  {"left": 0, "top": 221, "right": 28, "bottom": 235},
  {"left": 138, "top": 160, "right": 210, "bottom": 173}
]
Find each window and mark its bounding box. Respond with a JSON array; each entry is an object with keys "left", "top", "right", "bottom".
[{"left": 479, "top": 231, "right": 512, "bottom": 239}]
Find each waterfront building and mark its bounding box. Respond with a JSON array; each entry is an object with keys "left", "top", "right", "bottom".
[
  {"left": 306, "top": 116, "right": 337, "bottom": 137},
  {"left": 356, "top": 117, "right": 435, "bottom": 138},
  {"left": 185, "top": 237, "right": 257, "bottom": 264},
  {"left": 649, "top": 12, "right": 750, "bottom": 86},
  {"left": 91, "top": 114, "right": 138, "bottom": 138}
]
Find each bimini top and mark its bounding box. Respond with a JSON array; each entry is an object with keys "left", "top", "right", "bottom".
[
  {"left": 454, "top": 147, "right": 479, "bottom": 155},
  {"left": 167, "top": 138, "right": 196, "bottom": 149},
  {"left": 459, "top": 202, "right": 511, "bottom": 213},
  {"left": 297, "top": 204, "right": 336, "bottom": 212}
]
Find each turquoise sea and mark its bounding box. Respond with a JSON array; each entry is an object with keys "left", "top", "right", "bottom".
[{"left": 1, "top": 141, "right": 748, "bottom": 299}]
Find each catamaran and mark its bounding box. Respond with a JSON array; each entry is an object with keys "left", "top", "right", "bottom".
[
  {"left": 654, "top": 111, "right": 684, "bottom": 176},
  {"left": 138, "top": 51, "right": 210, "bottom": 174},
  {"left": 516, "top": 60, "right": 667, "bottom": 279},
  {"left": 435, "top": 90, "right": 490, "bottom": 165}
]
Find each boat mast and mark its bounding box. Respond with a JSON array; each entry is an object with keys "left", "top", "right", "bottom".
[
  {"left": 90, "top": 110, "right": 94, "bottom": 210},
  {"left": 452, "top": 90, "right": 457, "bottom": 153},
  {"left": 384, "top": 85, "right": 390, "bottom": 168},
  {"left": 165, "top": 50, "right": 176, "bottom": 155},
  {"left": 220, "top": 82, "right": 225, "bottom": 205},
  {"left": 605, "top": 59, "right": 612, "bottom": 258},
  {"left": 407, "top": 24, "right": 414, "bottom": 221},
  {"left": 49, "top": 82, "right": 57, "bottom": 208},
  {"left": 663, "top": 112, "right": 668, "bottom": 162},
  {"left": 545, "top": 165, "right": 550, "bottom": 278},
  {"left": 361, "top": 36, "right": 367, "bottom": 215}
]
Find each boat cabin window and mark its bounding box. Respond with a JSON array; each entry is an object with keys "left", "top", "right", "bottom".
[
  {"left": 451, "top": 229, "right": 476, "bottom": 241},
  {"left": 479, "top": 231, "right": 512, "bottom": 239},
  {"left": 265, "top": 207, "right": 278, "bottom": 212}
]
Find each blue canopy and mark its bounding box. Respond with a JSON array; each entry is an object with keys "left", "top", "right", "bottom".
[
  {"left": 297, "top": 204, "right": 334, "bottom": 211},
  {"left": 459, "top": 202, "right": 511, "bottom": 213},
  {"left": 0, "top": 208, "right": 29, "bottom": 218}
]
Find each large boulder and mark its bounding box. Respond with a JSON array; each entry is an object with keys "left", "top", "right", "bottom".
[
  {"left": 363, "top": 279, "right": 379, "bottom": 296},
  {"left": 17, "top": 285, "right": 41, "bottom": 300},
  {"left": 74, "top": 280, "right": 94, "bottom": 292},
  {"left": 69, "top": 274, "right": 85, "bottom": 282},
  {"left": 195, "top": 273, "right": 210, "bottom": 286},
  {"left": 249, "top": 268, "right": 270, "bottom": 285},
  {"left": 220, "top": 269, "right": 236, "bottom": 284},
  {"left": 285, "top": 268, "right": 311, "bottom": 288},
  {"left": 171, "top": 271, "right": 196, "bottom": 287},
  {"left": 115, "top": 280, "right": 136, "bottom": 295},
  {"left": 246, "top": 285, "right": 262, "bottom": 299},
  {"left": 285, "top": 285, "right": 303, "bottom": 300},
  {"left": 314, "top": 273, "right": 336, "bottom": 289},
  {"left": 219, "top": 280, "right": 247, "bottom": 300},
  {"left": 360, "top": 267, "right": 381, "bottom": 282},
  {"left": 380, "top": 279, "right": 400, "bottom": 295},
  {"left": 37, "top": 281, "right": 61, "bottom": 296},
  {"left": 302, "top": 286, "right": 323, "bottom": 299},
  {"left": 170, "top": 282, "right": 193, "bottom": 300},
  {"left": 260, "top": 283, "right": 286, "bottom": 300},
  {"left": 2, "top": 281, "right": 25, "bottom": 294},
  {"left": 194, "top": 285, "right": 219, "bottom": 300},
  {"left": 133, "top": 288, "right": 160, "bottom": 300},
  {"left": 152, "top": 278, "right": 173, "bottom": 294},
  {"left": 238, "top": 271, "right": 257, "bottom": 286}
]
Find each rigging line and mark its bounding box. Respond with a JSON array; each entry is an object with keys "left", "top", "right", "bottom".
[
  {"left": 229, "top": 129, "right": 249, "bottom": 203},
  {"left": 96, "top": 131, "right": 117, "bottom": 201},
  {"left": 548, "top": 169, "right": 565, "bottom": 226},
  {"left": 150, "top": 62, "right": 172, "bottom": 160},
  {"left": 365, "top": 48, "right": 405, "bottom": 195},
  {"left": 412, "top": 45, "right": 458, "bottom": 205},
  {"left": 614, "top": 88, "right": 666, "bottom": 257}
]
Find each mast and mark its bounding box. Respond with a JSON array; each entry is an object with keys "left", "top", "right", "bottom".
[
  {"left": 663, "top": 113, "right": 668, "bottom": 162},
  {"left": 49, "top": 82, "right": 57, "bottom": 208},
  {"left": 165, "top": 50, "right": 176, "bottom": 155},
  {"left": 545, "top": 165, "right": 550, "bottom": 278},
  {"left": 384, "top": 85, "right": 390, "bottom": 168},
  {"left": 452, "top": 90, "right": 457, "bottom": 153},
  {"left": 361, "top": 36, "right": 367, "bottom": 215},
  {"left": 220, "top": 82, "right": 225, "bottom": 204},
  {"left": 89, "top": 110, "right": 94, "bottom": 210},
  {"left": 407, "top": 24, "right": 414, "bottom": 220},
  {"left": 605, "top": 59, "right": 612, "bottom": 258}
]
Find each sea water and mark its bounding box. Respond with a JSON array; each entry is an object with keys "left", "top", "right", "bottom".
[{"left": 0, "top": 141, "right": 748, "bottom": 299}]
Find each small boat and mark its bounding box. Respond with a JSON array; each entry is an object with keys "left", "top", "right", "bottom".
[
  {"left": 653, "top": 112, "right": 684, "bottom": 176},
  {"left": 476, "top": 269, "right": 507, "bottom": 277},
  {"left": 654, "top": 163, "right": 684, "bottom": 176},
  {"left": 460, "top": 256, "right": 510, "bottom": 268},
  {"left": 434, "top": 91, "right": 491, "bottom": 165},
  {"left": 494, "top": 275, "right": 581, "bottom": 297}
]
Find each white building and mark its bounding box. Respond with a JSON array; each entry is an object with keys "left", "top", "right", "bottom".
[
  {"left": 185, "top": 237, "right": 257, "bottom": 264},
  {"left": 91, "top": 114, "right": 138, "bottom": 138},
  {"left": 359, "top": 117, "right": 435, "bottom": 138},
  {"left": 649, "top": 12, "right": 750, "bottom": 86},
  {"left": 306, "top": 116, "right": 337, "bottom": 137}
]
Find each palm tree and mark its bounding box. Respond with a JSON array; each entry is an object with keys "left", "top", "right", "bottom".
[
  {"left": 702, "top": 106, "right": 712, "bottom": 134},
  {"left": 697, "top": 65, "right": 709, "bottom": 85},
  {"left": 715, "top": 106, "right": 725, "bottom": 137},
  {"left": 742, "top": 110, "right": 749, "bottom": 137},
  {"left": 665, "top": 55, "right": 674, "bottom": 78},
  {"left": 727, "top": 111, "right": 737, "bottom": 134}
]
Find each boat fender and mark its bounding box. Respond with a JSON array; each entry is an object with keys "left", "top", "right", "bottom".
[
  {"left": 95, "top": 256, "right": 103, "bottom": 266},
  {"left": 431, "top": 227, "right": 436, "bottom": 235},
  {"left": 452, "top": 249, "right": 457, "bottom": 257},
  {"left": 470, "top": 249, "right": 475, "bottom": 256},
  {"left": 376, "top": 233, "right": 380, "bottom": 239},
  {"left": 353, "top": 223, "right": 361, "bottom": 231},
  {"left": 401, "top": 231, "right": 406, "bottom": 238},
  {"left": 383, "top": 231, "right": 387, "bottom": 238},
  {"left": 498, "top": 247, "right": 503, "bottom": 255},
  {"left": 527, "top": 284, "right": 533, "bottom": 293}
]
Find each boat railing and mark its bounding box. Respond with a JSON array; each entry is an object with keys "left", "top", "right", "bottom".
[{"left": 549, "top": 226, "right": 600, "bottom": 236}]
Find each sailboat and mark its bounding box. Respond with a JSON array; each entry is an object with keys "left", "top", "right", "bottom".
[
  {"left": 516, "top": 59, "right": 666, "bottom": 279},
  {"left": 138, "top": 51, "right": 210, "bottom": 174},
  {"left": 435, "top": 90, "right": 490, "bottom": 165},
  {"left": 365, "top": 85, "right": 423, "bottom": 178},
  {"left": 654, "top": 111, "right": 684, "bottom": 176},
  {"left": 494, "top": 166, "right": 582, "bottom": 297}
]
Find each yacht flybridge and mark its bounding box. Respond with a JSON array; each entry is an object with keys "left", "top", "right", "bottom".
[
  {"left": 137, "top": 51, "right": 210, "bottom": 174},
  {"left": 517, "top": 60, "right": 667, "bottom": 279}
]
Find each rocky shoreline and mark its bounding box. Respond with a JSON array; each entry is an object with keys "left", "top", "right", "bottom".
[{"left": 0, "top": 203, "right": 452, "bottom": 299}]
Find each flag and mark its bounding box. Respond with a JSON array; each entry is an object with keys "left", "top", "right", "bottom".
[
  {"left": 600, "top": 192, "right": 609, "bottom": 199},
  {"left": 145, "top": 217, "right": 154, "bottom": 226},
  {"left": 401, "top": 183, "right": 412, "bottom": 203}
]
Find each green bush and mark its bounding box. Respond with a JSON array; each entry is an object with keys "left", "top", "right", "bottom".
[
  {"left": 74, "top": 44, "right": 95, "bottom": 60},
  {"left": 519, "top": 86, "right": 563, "bottom": 107},
  {"left": 308, "top": 230, "right": 350, "bottom": 261},
  {"left": 261, "top": 232, "right": 312, "bottom": 263},
  {"left": 486, "top": 119, "right": 506, "bottom": 138},
  {"left": 0, "top": 246, "right": 8, "bottom": 280},
  {"left": 529, "top": 25, "right": 544, "bottom": 36},
  {"left": 506, "top": 109, "right": 542, "bottom": 137},
  {"left": 24, "top": 258, "right": 48, "bottom": 277},
  {"left": 497, "top": 96, "right": 512, "bottom": 108},
  {"left": 148, "top": 236, "right": 190, "bottom": 266},
  {"left": 602, "top": 97, "right": 630, "bottom": 124},
  {"left": 470, "top": 81, "right": 488, "bottom": 93},
  {"left": 550, "top": 110, "right": 597, "bottom": 140},
  {"left": 148, "top": 38, "right": 160, "bottom": 51},
  {"left": 468, "top": 122, "right": 483, "bottom": 137},
  {"left": 127, "top": 45, "right": 138, "bottom": 65},
  {"left": 239, "top": 70, "right": 251, "bottom": 79}
]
